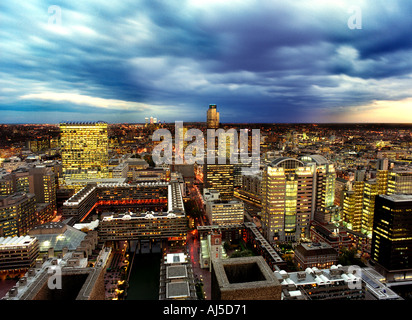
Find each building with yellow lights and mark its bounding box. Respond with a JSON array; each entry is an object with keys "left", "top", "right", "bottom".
[
  {"left": 206, "top": 104, "right": 219, "bottom": 129},
  {"left": 371, "top": 194, "right": 412, "bottom": 281},
  {"left": 59, "top": 121, "right": 109, "bottom": 182},
  {"left": 261, "top": 157, "right": 313, "bottom": 242}
]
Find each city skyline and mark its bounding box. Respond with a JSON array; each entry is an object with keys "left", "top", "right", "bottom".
[{"left": 1, "top": 1, "right": 412, "bottom": 124}]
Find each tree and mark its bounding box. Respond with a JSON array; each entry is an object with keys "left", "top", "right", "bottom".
[{"left": 338, "top": 247, "right": 366, "bottom": 267}]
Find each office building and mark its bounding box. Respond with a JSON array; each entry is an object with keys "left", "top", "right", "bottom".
[
  {"left": 300, "top": 155, "right": 336, "bottom": 215},
  {"left": 0, "top": 192, "right": 37, "bottom": 237},
  {"left": 0, "top": 167, "right": 57, "bottom": 213},
  {"left": 343, "top": 168, "right": 412, "bottom": 236},
  {"left": 361, "top": 179, "right": 378, "bottom": 236},
  {"left": 203, "top": 162, "right": 234, "bottom": 201},
  {"left": 334, "top": 177, "right": 350, "bottom": 208},
  {"left": 387, "top": 170, "right": 412, "bottom": 195},
  {"left": 0, "top": 173, "right": 14, "bottom": 196},
  {"left": 371, "top": 194, "right": 412, "bottom": 281},
  {"left": 205, "top": 199, "right": 244, "bottom": 226},
  {"left": 206, "top": 104, "right": 219, "bottom": 129},
  {"left": 342, "top": 178, "right": 364, "bottom": 233},
  {"left": 235, "top": 173, "right": 261, "bottom": 207},
  {"left": 59, "top": 121, "right": 109, "bottom": 181},
  {"left": 261, "top": 157, "right": 313, "bottom": 242}
]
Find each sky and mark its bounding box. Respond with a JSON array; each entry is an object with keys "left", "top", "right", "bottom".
[{"left": 1, "top": 0, "right": 412, "bottom": 124}]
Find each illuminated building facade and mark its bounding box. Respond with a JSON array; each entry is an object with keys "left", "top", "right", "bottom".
[
  {"left": 342, "top": 180, "right": 364, "bottom": 233},
  {"left": 0, "top": 192, "right": 37, "bottom": 237},
  {"left": 0, "top": 174, "right": 14, "bottom": 196},
  {"left": 300, "top": 155, "right": 337, "bottom": 223},
  {"left": 205, "top": 199, "right": 244, "bottom": 226},
  {"left": 99, "top": 211, "right": 187, "bottom": 243},
  {"left": 0, "top": 236, "right": 39, "bottom": 273},
  {"left": 377, "top": 170, "right": 388, "bottom": 189},
  {"left": 59, "top": 121, "right": 109, "bottom": 181},
  {"left": 0, "top": 167, "right": 57, "bottom": 229},
  {"left": 387, "top": 170, "right": 412, "bottom": 195},
  {"left": 203, "top": 162, "right": 234, "bottom": 201},
  {"left": 361, "top": 180, "right": 378, "bottom": 236},
  {"left": 371, "top": 194, "right": 412, "bottom": 280},
  {"left": 344, "top": 169, "right": 412, "bottom": 236},
  {"left": 63, "top": 181, "right": 186, "bottom": 243},
  {"left": 62, "top": 181, "right": 171, "bottom": 223},
  {"left": 206, "top": 104, "right": 219, "bottom": 129},
  {"left": 261, "top": 157, "right": 313, "bottom": 242}
]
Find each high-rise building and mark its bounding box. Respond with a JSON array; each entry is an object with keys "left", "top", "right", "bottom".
[
  {"left": 203, "top": 161, "right": 234, "bottom": 201},
  {"left": 0, "top": 192, "right": 37, "bottom": 237},
  {"left": 361, "top": 180, "right": 378, "bottom": 236},
  {"left": 206, "top": 104, "right": 219, "bottom": 129},
  {"left": 387, "top": 170, "right": 412, "bottom": 195},
  {"left": 377, "top": 169, "right": 388, "bottom": 195},
  {"left": 343, "top": 168, "right": 412, "bottom": 236},
  {"left": 0, "top": 167, "right": 57, "bottom": 223},
  {"left": 59, "top": 121, "right": 109, "bottom": 181},
  {"left": 0, "top": 173, "right": 14, "bottom": 196},
  {"left": 261, "top": 157, "right": 313, "bottom": 242},
  {"left": 300, "top": 155, "right": 337, "bottom": 222},
  {"left": 342, "top": 180, "right": 364, "bottom": 232},
  {"left": 371, "top": 194, "right": 412, "bottom": 281}
]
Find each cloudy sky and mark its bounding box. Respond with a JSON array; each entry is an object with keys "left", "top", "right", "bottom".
[{"left": 1, "top": 0, "right": 412, "bottom": 124}]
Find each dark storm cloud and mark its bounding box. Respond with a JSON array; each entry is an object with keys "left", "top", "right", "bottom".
[{"left": 1, "top": 0, "right": 412, "bottom": 123}]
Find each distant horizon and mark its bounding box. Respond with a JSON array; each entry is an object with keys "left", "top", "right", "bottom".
[{"left": 1, "top": 121, "right": 412, "bottom": 126}]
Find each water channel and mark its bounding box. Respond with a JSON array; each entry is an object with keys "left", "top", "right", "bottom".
[{"left": 125, "top": 240, "right": 162, "bottom": 300}]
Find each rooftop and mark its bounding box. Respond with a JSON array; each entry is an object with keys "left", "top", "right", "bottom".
[
  {"left": 295, "top": 242, "right": 338, "bottom": 257},
  {"left": 28, "top": 222, "right": 87, "bottom": 252},
  {"left": 0, "top": 236, "right": 36, "bottom": 248},
  {"left": 300, "top": 154, "right": 329, "bottom": 165},
  {"left": 379, "top": 194, "right": 412, "bottom": 202}
]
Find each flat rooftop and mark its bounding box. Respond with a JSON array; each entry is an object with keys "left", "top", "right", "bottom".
[
  {"left": 379, "top": 194, "right": 412, "bottom": 202},
  {"left": 0, "top": 236, "right": 36, "bottom": 248},
  {"left": 166, "top": 281, "right": 190, "bottom": 299}
]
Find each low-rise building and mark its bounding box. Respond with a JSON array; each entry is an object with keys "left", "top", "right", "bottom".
[
  {"left": 206, "top": 199, "right": 244, "bottom": 226},
  {"left": 294, "top": 242, "right": 338, "bottom": 270},
  {"left": 275, "top": 265, "right": 365, "bottom": 300},
  {"left": 159, "top": 252, "right": 197, "bottom": 300},
  {"left": 0, "top": 236, "right": 39, "bottom": 274}
]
